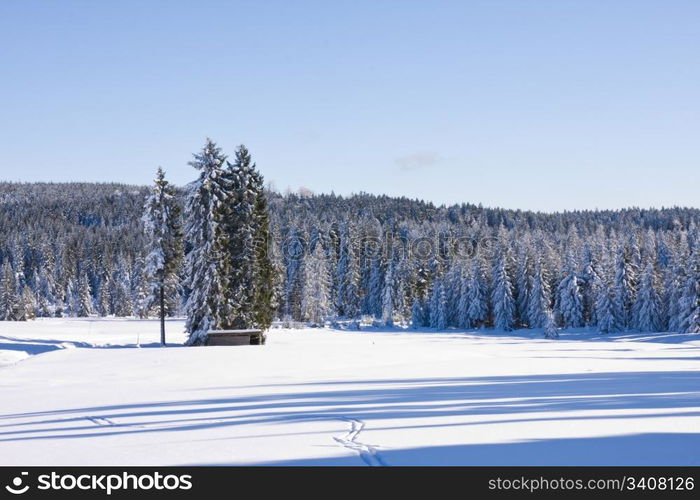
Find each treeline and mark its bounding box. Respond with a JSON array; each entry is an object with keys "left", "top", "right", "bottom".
[
  {"left": 0, "top": 182, "right": 149, "bottom": 320},
  {"left": 1, "top": 180, "right": 699, "bottom": 335}
]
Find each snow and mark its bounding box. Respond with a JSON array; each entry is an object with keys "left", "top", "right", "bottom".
[{"left": 1, "top": 318, "right": 699, "bottom": 466}]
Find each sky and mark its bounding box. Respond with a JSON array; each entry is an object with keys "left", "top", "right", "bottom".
[{"left": 0, "top": 0, "right": 698, "bottom": 212}]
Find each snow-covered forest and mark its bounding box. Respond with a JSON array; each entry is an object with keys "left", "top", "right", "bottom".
[{"left": 1, "top": 178, "right": 700, "bottom": 335}]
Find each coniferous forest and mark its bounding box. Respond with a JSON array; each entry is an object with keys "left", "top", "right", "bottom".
[{"left": 1, "top": 141, "right": 700, "bottom": 337}]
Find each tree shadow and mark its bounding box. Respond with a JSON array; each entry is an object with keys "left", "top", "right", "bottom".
[
  {"left": 0, "top": 335, "right": 179, "bottom": 356},
  {"left": 0, "top": 370, "right": 698, "bottom": 462},
  {"left": 247, "top": 433, "right": 700, "bottom": 466},
  {"left": 0, "top": 336, "right": 88, "bottom": 356},
  {"left": 324, "top": 325, "right": 700, "bottom": 345}
]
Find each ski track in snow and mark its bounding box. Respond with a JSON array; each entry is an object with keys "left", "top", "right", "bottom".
[
  {"left": 333, "top": 417, "right": 386, "bottom": 466},
  {"left": 86, "top": 416, "right": 116, "bottom": 427},
  {"left": 85, "top": 415, "right": 230, "bottom": 431},
  {"left": 87, "top": 412, "right": 387, "bottom": 466},
  {"left": 87, "top": 411, "right": 387, "bottom": 465}
]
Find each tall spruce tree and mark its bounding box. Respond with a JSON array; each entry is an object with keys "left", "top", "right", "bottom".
[
  {"left": 679, "top": 247, "right": 700, "bottom": 333},
  {"left": 528, "top": 259, "right": 551, "bottom": 328},
  {"left": 429, "top": 279, "right": 447, "bottom": 330},
  {"left": 301, "top": 242, "right": 332, "bottom": 326},
  {"left": 543, "top": 309, "right": 559, "bottom": 339},
  {"left": 143, "top": 167, "right": 184, "bottom": 345},
  {"left": 557, "top": 273, "right": 584, "bottom": 328},
  {"left": 666, "top": 260, "right": 685, "bottom": 333},
  {"left": 250, "top": 166, "right": 275, "bottom": 331},
  {"left": 381, "top": 263, "right": 395, "bottom": 326},
  {"left": 457, "top": 269, "right": 470, "bottom": 328},
  {"left": 0, "top": 261, "right": 18, "bottom": 321},
  {"left": 365, "top": 259, "right": 383, "bottom": 318},
  {"left": 76, "top": 273, "right": 93, "bottom": 317},
  {"left": 596, "top": 276, "right": 621, "bottom": 334},
  {"left": 632, "top": 263, "right": 662, "bottom": 332},
  {"left": 580, "top": 246, "right": 599, "bottom": 326},
  {"left": 492, "top": 248, "right": 515, "bottom": 331},
  {"left": 466, "top": 259, "right": 488, "bottom": 328},
  {"left": 411, "top": 296, "right": 424, "bottom": 328},
  {"left": 515, "top": 245, "right": 532, "bottom": 328},
  {"left": 336, "top": 226, "right": 361, "bottom": 317},
  {"left": 19, "top": 285, "right": 37, "bottom": 321},
  {"left": 614, "top": 245, "right": 637, "bottom": 329},
  {"left": 184, "top": 139, "right": 232, "bottom": 344},
  {"left": 223, "top": 147, "right": 256, "bottom": 329}
]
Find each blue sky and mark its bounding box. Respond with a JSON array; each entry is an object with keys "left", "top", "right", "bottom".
[{"left": 0, "top": 0, "right": 698, "bottom": 211}]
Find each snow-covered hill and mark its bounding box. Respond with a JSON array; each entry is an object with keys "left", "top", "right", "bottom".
[{"left": 1, "top": 319, "right": 699, "bottom": 465}]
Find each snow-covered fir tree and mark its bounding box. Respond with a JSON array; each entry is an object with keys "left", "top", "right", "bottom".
[
  {"left": 364, "top": 258, "right": 383, "bottom": 318},
  {"left": 666, "top": 260, "right": 685, "bottom": 333},
  {"left": 183, "top": 139, "right": 232, "bottom": 343},
  {"left": 132, "top": 260, "right": 151, "bottom": 319},
  {"left": 381, "top": 263, "right": 395, "bottom": 326},
  {"left": 579, "top": 245, "right": 599, "bottom": 326},
  {"left": 143, "top": 167, "right": 184, "bottom": 344},
  {"left": 528, "top": 258, "right": 551, "bottom": 328},
  {"left": 466, "top": 259, "right": 488, "bottom": 328},
  {"left": 18, "top": 285, "right": 37, "bottom": 321},
  {"left": 76, "top": 273, "right": 93, "bottom": 317},
  {"left": 679, "top": 247, "right": 700, "bottom": 333},
  {"left": 492, "top": 248, "right": 515, "bottom": 331},
  {"left": 301, "top": 242, "right": 332, "bottom": 326},
  {"left": 0, "top": 261, "right": 19, "bottom": 321},
  {"left": 335, "top": 226, "right": 358, "bottom": 316},
  {"left": 632, "top": 263, "right": 663, "bottom": 332},
  {"left": 515, "top": 247, "right": 532, "bottom": 328},
  {"left": 443, "top": 264, "right": 462, "bottom": 327},
  {"left": 429, "top": 279, "right": 447, "bottom": 330},
  {"left": 596, "top": 276, "right": 621, "bottom": 334},
  {"left": 97, "top": 276, "right": 112, "bottom": 317},
  {"left": 457, "top": 268, "right": 470, "bottom": 328},
  {"left": 223, "top": 145, "right": 258, "bottom": 330},
  {"left": 112, "top": 278, "right": 133, "bottom": 317},
  {"left": 250, "top": 167, "right": 275, "bottom": 331},
  {"left": 411, "top": 296, "right": 424, "bottom": 328},
  {"left": 543, "top": 309, "right": 559, "bottom": 339},
  {"left": 613, "top": 245, "right": 638, "bottom": 329},
  {"left": 556, "top": 261, "right": 584, "bottom": 328}
]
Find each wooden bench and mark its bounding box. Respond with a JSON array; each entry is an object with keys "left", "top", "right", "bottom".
[{"left": 205, "top": 329, "right": 266, "bottom": 346}]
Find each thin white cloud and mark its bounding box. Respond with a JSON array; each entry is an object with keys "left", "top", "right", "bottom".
[{"left": 395, "top": 152, "right": 444, "bottom": 171}]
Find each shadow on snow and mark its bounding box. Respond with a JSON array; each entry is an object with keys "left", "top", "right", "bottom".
[
  {"left": 0, "top": 371, "right": 698, "bottom": 464},
  {"left": 248, "top": 433, "right": 700, "bottom": 466}
]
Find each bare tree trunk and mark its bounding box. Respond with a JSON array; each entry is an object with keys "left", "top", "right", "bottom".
[{"left": 160, "top": 285, "right": 166, "bottom": 346}]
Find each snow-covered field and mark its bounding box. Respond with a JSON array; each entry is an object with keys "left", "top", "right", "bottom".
[{"left": 1, "top": 318, "right": 699, "bottom": 466}]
